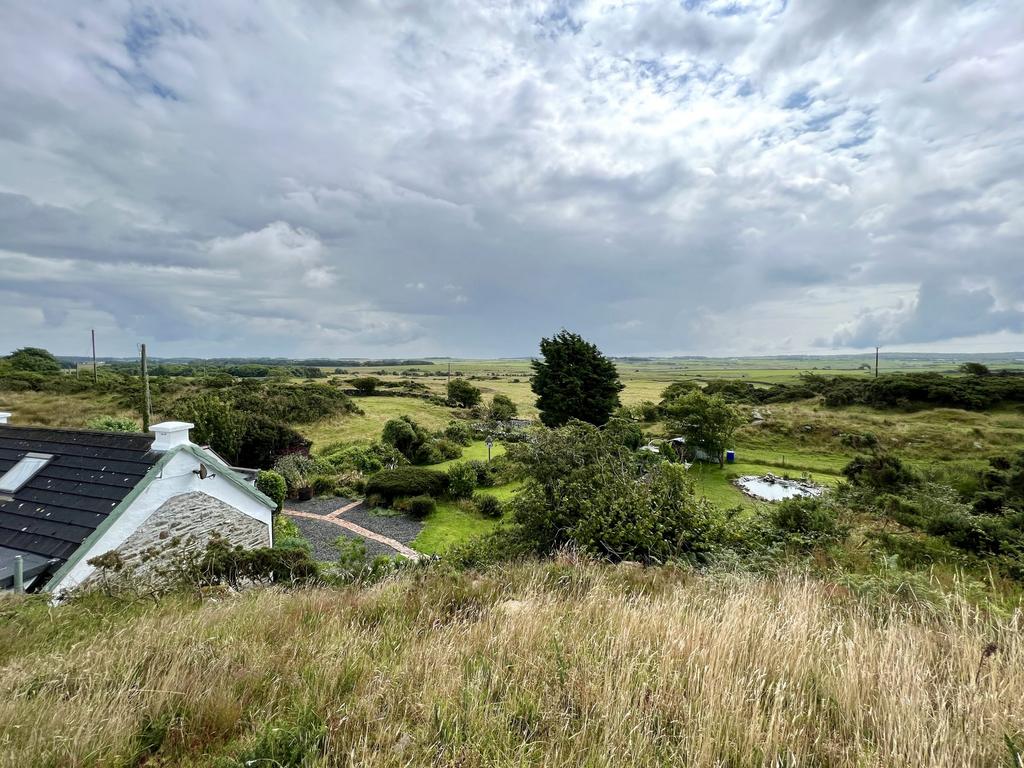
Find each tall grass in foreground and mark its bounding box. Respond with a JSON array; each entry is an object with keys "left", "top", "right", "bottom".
[{"left": 0, "top": 562, "right": 1021, "bottom": 767}]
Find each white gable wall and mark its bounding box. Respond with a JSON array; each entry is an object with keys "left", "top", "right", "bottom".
[{"left": 53, "top": 449, "right": 273, "bottom": 596}]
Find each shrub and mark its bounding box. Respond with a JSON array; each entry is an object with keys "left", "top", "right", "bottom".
[
  {"left": 382, "top": 415, "right": 434, "bottom": 463},
  {"left": 442, "top": 420, "right": 474, "bottom": 445},
  {"left": 488, "top": 393, "right": 518, "bottom": 421},
  {"left": 256, "top": 470, "right": 287, "bottom": 512},
  {"left": 503, "top": 422, "right": 718, "bottom": 563},
  {"left": 765, "top": 497, "right": 841, "bottom": 547},
  {"left": 447, "top": 378, "right": 482, "bottom": 408},
  {"left": 349, "top": 376, "right": 381, "bottom": 394},
  {"left": 433, "top": 438, "right": 463, "bottom": 461},
  {"left": 6, "top": 346, "right": 61, "bottom": 373},
  {"left": 310, "top": 475, "right": 336, "bottom": 497},
  {"left": 404, "top": 495, "right": 436, "bottom": 518},
  {"left": 475, "top": 493, "right": 503, "bottom": 518},
  {"left": 843, "top": 453, "right": 917, "bottom": 490},
  {"left": 447, "top": 462, "right": 477, "bottom": 499},
  {"left": 364, "top": 466, "right": 449, "bottom": 505},
  {"left": 85, "top": 415, "right": 141, "bottom": 432},
  {"left": 320, "top": 441, "right": 405, "bottom": 474},
  {"left": 465, "top": 459, "right": 494, "bottom": 487},
  {"left": 273, "top": 454, "right": 330, "bottom": 496}
]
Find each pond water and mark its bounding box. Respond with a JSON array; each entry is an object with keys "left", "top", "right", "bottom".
[{"left": 734, "top": 474, "right": 824, "bottom": 502}]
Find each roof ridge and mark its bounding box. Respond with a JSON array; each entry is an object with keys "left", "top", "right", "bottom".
[{"left": 0, "top": 424, "right": 152, "bottom": 440}]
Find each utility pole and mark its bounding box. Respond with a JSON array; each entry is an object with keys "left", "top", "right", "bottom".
[
  {"left": 91, "top": 329, "right": 98, "bottom": 384},
  {"left": 875, "top": 346, "right": 879, "bottom": 379},
  {"left": 140, "top": 343, "right": 152, "bottom": 431},
  {"left": 447, "top": 362, "right": 451, "bottom": 384}
]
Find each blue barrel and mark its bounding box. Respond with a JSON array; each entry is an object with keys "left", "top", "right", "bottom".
[{"left": 725, "top": 450, "right": 736, "bottom": 463}]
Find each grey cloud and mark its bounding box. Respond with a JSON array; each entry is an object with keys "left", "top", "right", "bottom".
[
  {"left": 825, "top": 281, "right": 1024, "bottom": 348},
  {"left": 0, "top": 0, "right": 1022, "bottom": 357}
]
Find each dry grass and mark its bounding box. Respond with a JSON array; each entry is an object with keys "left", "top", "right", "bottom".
[{"left": 1, "top": 562, "right": 1021, "bottom": 767}]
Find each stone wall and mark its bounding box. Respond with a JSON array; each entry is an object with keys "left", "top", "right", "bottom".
[{"left": 110, "top": 491, "right": 270, "bottom": 571}]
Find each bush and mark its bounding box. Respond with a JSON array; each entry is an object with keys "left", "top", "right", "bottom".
[
  {"left": 320, "top": 441, "right": 404, "bottom": 474},
  {"left": 349, "top": 376, "right": 381, "bottom": 394},
  {"left": 488, "top": 394, "right": 518, "bottom": 421},
  {"left": 842, "top": 453, "right": 917, "bottom": 490},
  {"left": 6, "top": 347, "right": 61, "bottom": 373},
  {"left": 447, "top": 462, "right": 477, "bottom": 499},
  {"left": 442, "top": 420, "right": 474, "bottom": 445},
  {"left": 256, "top": 470, "right": 287, "bottom": 512},
  {"left": 433, "top": 438, "right": 463, "bottom": 461},
  {"left": 403, "top": 495, "right": 436, "bottom": 518},
  {"left": 465, "top": 459, "right": 494, "bottom": 487},
  {"left": 502, "top": 422, "right": 719, "bottom": 564},
  {"left": 310, "top": 475, "right": 336, "bottom": 497},
  {"left": 475, "top": 494, "right": 503, "bottom": 518},
  {"left": 447, "top": 378, "right": 482, "bottom": 408},
  {"left": 273, "top": 454, "right": 330, "bottom": 496},
  {"left": 85, "top": 415, "right": 141, "bottom": 433},
  {"left": 765, "top": 497, "right": 841, "bottom": 547},
  {"left": 364, "top": 466, "right": 449, "bottom": 505}
]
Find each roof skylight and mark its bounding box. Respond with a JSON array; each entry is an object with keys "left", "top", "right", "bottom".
[{"left": 0, "top": 452, "right": 53, "bottom": 493}]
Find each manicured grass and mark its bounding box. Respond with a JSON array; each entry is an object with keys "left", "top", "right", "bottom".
[
  {"left": 412, "top": 493, "right": 507, "bottom": 555},
  {"left": 431, "top": 440, "right": 506, "bottom": 470},
  {"left": 686, "top": 460, "right": 843, "bottom": 513}
]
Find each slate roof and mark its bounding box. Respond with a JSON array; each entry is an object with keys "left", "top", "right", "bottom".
[{"left": 0, "top": 426, "right": 160, "bottom": 580}]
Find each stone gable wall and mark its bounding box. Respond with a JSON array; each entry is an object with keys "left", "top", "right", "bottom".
[{"left": 112, "top": 491, "right": 270, "bottom": 569}]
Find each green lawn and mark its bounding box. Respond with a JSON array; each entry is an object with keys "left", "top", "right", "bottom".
[
  {"left": 686, "top": 460, "right": 844, "bottom": 513},
  {"left": 413, "top": 445, "right": 518, "bottom": 554},
  {"left": 412, "top": 482, "right": 520, "bottom": 555},
  {"left": 431, "top": 440, "right": 506, "bottom": 470}
]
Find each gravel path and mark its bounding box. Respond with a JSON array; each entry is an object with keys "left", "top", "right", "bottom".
[
  {"left": 288, "top": 514, "right": 398, "bottom": 560},
  {"left": 287, "top": 496, "right": 352, "bottom": 516},
  {"left": 342, "top": 506, "right": 423, "bottom": 545}
]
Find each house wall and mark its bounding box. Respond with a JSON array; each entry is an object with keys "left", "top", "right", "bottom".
[
  {"left": 114, "top": 491, "right": 269, "bottom": 568},
  {"left": 52, "top": 448, "right": 273, "bottom": 595}
]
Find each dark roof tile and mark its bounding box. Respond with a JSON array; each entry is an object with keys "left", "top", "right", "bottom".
[{"left": 0, "top": 425, "right": 160, "bottom": 572}]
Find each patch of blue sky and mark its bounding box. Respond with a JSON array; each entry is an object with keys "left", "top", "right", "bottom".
[{"left": 783, "top": 87, "right": 814, "bottom": 110}]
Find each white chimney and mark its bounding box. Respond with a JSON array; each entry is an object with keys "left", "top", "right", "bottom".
[
  {"left": 150, "top": 421, "right": 194, "bottom": 451},
  {"left": 0, "top": 412, "right": 10, "bottom": 425}
]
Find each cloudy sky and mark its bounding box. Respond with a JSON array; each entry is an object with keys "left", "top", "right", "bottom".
[{"left": 1, "top": 0, "right": 1022, "bottom": 359}]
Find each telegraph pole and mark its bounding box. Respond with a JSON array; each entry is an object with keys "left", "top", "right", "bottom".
[
  {"left": 140, "top": 343, "right": 152, "bottom": 431},
  {"left": 91, "top": 329, "right": 98, "bottom": 384},
  {"left": 875, "top": 346, "right": 879, "bottom": 378}
]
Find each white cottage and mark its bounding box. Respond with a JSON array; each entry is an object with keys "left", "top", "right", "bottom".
[{"left": 0, "top": 413, "right": 275, "bottom": 595}]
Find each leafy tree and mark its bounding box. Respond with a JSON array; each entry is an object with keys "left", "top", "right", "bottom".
[
  {"left": 659, "top": 381, "right": 700, "bottom": 404},
  {"left": 488, "top": 393, "right": 518, "bottom": 421},
  {"left": 447, "top": 378, "right": 482, "bottom": 408},
  {"left": 349, "top": 376, "right": 381, "bottom": 394},
  {"left": 959, "top": 362, "right": 991, "bottom": 376},
  {"left": 530, "top": 330, "right": 623, "bottom": 427},
  {"left": 503, "top": 422, "right": 716, "bottom": 563},
  {"left": 7, "top": 347, "right": 61, "bottom": 373},
  {"left": 176, "top": 394, "right": 245, "bottom": 463},
  {"left": 663, "top": 390, "right": 742, "bottom": 467}
]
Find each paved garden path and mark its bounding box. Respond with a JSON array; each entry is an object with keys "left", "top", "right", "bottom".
[{"left": 286, "top": 500, "right": 421, "bottom": 560}]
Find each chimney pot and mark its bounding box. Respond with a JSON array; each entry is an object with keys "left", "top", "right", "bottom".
[{"left": 150, "top": 421, "right": 194, "bottom": 451}]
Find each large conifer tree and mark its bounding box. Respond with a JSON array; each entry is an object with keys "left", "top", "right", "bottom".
[{"left": 530, "top": 330, "right": 623, "bottom": 427}]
